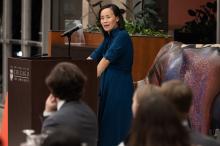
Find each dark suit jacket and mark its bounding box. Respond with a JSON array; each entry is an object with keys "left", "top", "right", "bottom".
[
  {"left": 42, "top": 100, "right": 98, "bottom": 146},
  {"left": 190, "top": 130, "right": 220, "bottom": 146}
]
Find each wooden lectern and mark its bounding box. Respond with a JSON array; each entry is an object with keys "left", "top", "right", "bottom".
[{"left": 8, "top": 57, "right": 98, "bottom": 146}]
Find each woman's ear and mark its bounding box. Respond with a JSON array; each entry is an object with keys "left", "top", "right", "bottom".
[{"left": 116, "top": 17, "right": 119, "bottom": 22}]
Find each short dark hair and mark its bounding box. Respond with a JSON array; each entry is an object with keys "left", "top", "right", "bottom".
[
  {"left": 45, "top": 62, "right": 87, "bottom": 101},
  {"left": 98, "top": 4, "right": 125, "bottom": 35},
  {"left": 161, "top": 80, "right": 193, "bottom": 114}
]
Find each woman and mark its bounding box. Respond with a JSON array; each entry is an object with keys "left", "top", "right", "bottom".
[
  {"left": 127, "top": 86, "right": 191, "bottom": 146},
  {"left": 87, "top": 4, "right": 133, "bottom": 146},
  {"left": 132, "top": 84, "right": 160, "bottom": 117},
  {"left": 118, "top": 84, "right": 161, "bottom": 146}
]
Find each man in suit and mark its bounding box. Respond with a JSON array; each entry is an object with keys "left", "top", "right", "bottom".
[
  {"left": 160, "top": 80, "right": 220, "bottom": 146},
  {"left": 42, "top": 62, "right": 98, "bottom": 146},
  {"left": 42, "top": 128, "right": 82, "bottom": 146}
]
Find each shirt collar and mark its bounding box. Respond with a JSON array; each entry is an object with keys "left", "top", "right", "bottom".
[
  {"left": 182, "top": 119, "right": 189, "bottom": 127},
  {"left": 57, "top": 100, "right": 65, "bottom": 110},
  {"left": 108, "top": 28, "right": 120, "bottom": 38}
]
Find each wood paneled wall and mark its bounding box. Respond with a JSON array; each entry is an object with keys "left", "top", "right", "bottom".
[{"left": 48, "top": 31, "right": 172, "bottom": 81}]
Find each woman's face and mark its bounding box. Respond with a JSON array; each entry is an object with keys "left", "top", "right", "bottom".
[{"left": 100, "top": 8, "right": 119, "bottom": 33}]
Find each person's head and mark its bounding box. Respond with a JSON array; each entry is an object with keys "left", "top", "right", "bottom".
[
  {"left": 160, "top": 80, "right": 193, "bottom": 119},
  {"left": 132, "top": 84, "right": 160, "bottom": 117},
  {"left": 128, "top": 94, "right": 190, "bottom": 146},
  {"left": 98, "top": 4, "right": 125, "bottom": 34},
  {"left": 45, "top": 62, "right": 87, "bottom": 101},
  {"left": 42, "top": 128, "right": 83, "bottom": 146}
]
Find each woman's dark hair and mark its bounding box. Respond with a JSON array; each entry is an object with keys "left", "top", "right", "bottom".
[
  {"left": 45, "top": 62, "right": 87, "bottom": 101},
  {"left": 98, "top": 4, "right": 125, "bottom": 35},
  {"left": 128, "top": 94, "right": 191, "bottom": 146}
]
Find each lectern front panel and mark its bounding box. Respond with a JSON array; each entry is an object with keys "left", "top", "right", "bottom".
[{"left": 8, "top": 57, "right": 98, "bottom": 146}]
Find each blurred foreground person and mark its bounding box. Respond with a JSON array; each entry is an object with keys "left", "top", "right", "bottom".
[
  {"left": 42, "top": 128, "right": 82, "bottom": 146},
  {"left": 1, "top": 95, "right": 8, "bottom": 146},
  {"left": 118, "top": 84, "right": 160, "bottom": 146},
  {"left": 127, "top": 86, "right": 190, "bottom": 146},
  {"left": 161, "top": 80, "right": 220, "bottom": 146},
  {"left": 42, "top": 62, "right": 98, "bottom": 146}
]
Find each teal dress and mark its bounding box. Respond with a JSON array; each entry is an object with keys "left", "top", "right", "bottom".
[{"left": 90, "top": 28, "right": 133, "bottom": 146}]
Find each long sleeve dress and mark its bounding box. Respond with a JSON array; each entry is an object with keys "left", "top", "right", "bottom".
[{"left": 90, "top": 28, "right": 134, "bottom": 146}]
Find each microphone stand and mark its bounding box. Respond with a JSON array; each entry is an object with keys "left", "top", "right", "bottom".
[
  {"left": 61, "top": 31, "right": 72, "bottom": 58},
  {"left": 61, "top": 24, "right": 83, "bottom": 58},
  {"left": 67, "top": 33, "right": 71, "bottom": 58}
]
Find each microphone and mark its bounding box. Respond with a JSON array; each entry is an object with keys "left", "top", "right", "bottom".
[{"left": 61, "top": 24, "right": 83, "bottom": 37}]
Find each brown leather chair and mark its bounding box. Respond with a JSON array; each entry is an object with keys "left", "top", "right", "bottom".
[{"left": 145, "top": 41, "right": 220, "bottom": 134}]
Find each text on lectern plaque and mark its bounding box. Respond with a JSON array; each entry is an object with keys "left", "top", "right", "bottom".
[{"left": 9, "top": 65, "right": 30, "bottom": 82}]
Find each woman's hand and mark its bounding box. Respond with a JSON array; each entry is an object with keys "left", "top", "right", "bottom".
[{"left": 97, "top": 58, "right": 110, "bottom": 77}]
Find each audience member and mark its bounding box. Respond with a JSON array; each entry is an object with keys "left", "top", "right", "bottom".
[
  {"left": 0, "top": 136, "right": 2, "bottom": 146},
  {"left": 1, "top": 95, "right": 8, "bottom": 146},
  {"left": 42, "top": 128, "right": 83, "bottom": 146},
  {"left": 211, "top": 95, "right": 220, "bottom": 132},
  {"left": 132, "top": 84, "right": 160, "bottom": 117},
  {"left": 118, "top": 84, "right": 160, "bottom": 146},
  {"left": 161, "top": 80, "right": 220, "bottom": 146},
  {"left": 127, "top": 86, "right": 190, "bottom": 146},
  {"left": 41, "top": 62, "right": 98, "bottom": 146}
]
